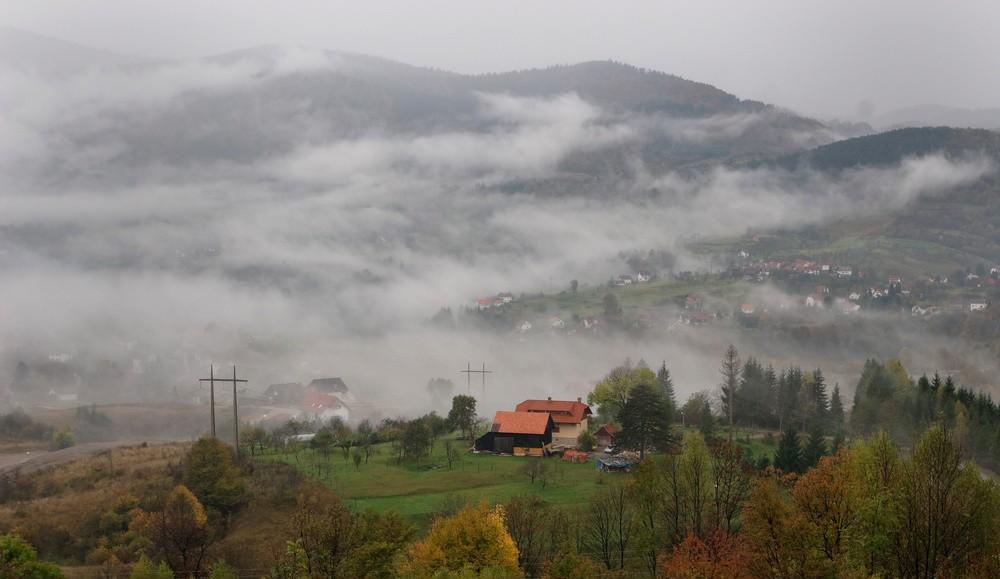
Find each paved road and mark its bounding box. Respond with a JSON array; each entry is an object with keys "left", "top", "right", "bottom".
[{"left": 0, "top": 441, "right": 142, "bottom": 476}]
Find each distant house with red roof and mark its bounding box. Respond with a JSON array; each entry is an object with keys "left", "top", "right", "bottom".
[
  {"left": 594, "top": 424, "right": 619, "bottom": 449},
  {"left": 301, "top": 390, "right": 350, "bottom": 422},
  {"left": 475, "top": 411, "right": 554, "bottom": 456},
  {"left": 515, "top": 398, "right": 592, "bottom": 447}
]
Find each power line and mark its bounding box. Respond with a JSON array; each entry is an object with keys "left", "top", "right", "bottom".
[
  {"left": 198, "top": 364, "right": 248, "bottom": 455},
  {"left": 459, "top": 361, "right": 492, "bottom": 394}
]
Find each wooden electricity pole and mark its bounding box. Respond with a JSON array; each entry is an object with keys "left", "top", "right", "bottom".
[
  {"left": 199, "top": 365, "right": 248, "bottom": 455},
  {"left": 460, "top": 362, "right": 492, "bottom": 394},
  {"left": 199, "top": 365, "right": 218, "bottom": 438}
]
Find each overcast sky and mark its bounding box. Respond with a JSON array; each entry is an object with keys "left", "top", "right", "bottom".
[{"left": 2, "top": 0, "right": 999, "bottom": 120}]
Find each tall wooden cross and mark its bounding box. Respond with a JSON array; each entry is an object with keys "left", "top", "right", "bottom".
[
  {"left": 199, "top": 365, "right": 248, "bottom": 455},
  {"left": 460, "top": 362, "right": 492, "bottom": 394}
]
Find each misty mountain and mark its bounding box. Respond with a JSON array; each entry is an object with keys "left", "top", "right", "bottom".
[
  {"left": 771, "top": 127, "right": 1000, "bottom": 171},
  {"left": 876, "top": 104, "right": 1000, "bottom": 131},
  {"left": 0, "top": 28, "right": 838, "bottom": 186},
  {"left": 759, "top": 127, "right": 1000, "bottom": 270},
  {"left": 0, "top": 26, "right": 149, "bottom": 75}
]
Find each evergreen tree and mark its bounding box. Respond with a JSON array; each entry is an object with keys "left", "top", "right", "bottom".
[
  {"left": 811, "top": 369, "right": 830, "bottom": 431},
  {"left": 656, "top": 362, "right": 676, "bottom": 422},
  {"left": 829, "top": 384, "right": 845, "bottom": 433},
  {"left": 831, "top": 430, "right": 845, "bottom": 453},
  {"left": 774, "top": 427, "right": 803, "bottom": 473},
  {"left": 802, "top": 427, "right": 827, "bottom": 470},
  {"left": 916, "top": 374, "right": 933, "bottom": 427},
  {"left": 616, "top": 382, "right": 675, "bottom": 460},
  {"left": 738, "top": 358, "right": 769, "bottom": 428},
  {"left": 719, "top": 345, "right": 741, "bottom": 439},
  {"left": 699, "top": 398, "right": 716, "bottom": 441},
  {"left": 764, "top": 364, "right": 778, "bottom": 429}
]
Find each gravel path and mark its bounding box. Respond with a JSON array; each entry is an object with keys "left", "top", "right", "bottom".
[{"left": 0, "top": 441, "right": 143, "bottom": 476}]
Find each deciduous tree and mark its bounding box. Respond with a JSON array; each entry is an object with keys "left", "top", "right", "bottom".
[
  {"left": 0, "top": 533, "right": 64, "bottom": 579},
  {"left": 398, "top": 502, "right": 520, "bottom": 578},
  {"left": 448, "top": 395, "right": 478, "bottom": 444},
  {"left": 130, "top": 485, "right": 210, "bottom": 577}
]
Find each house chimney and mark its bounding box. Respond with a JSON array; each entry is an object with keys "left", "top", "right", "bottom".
[
  {"left": 577, "top": 397, "right": 582, "bottom": 403},
  {"left": 547, "top": 396, "right": 552, "bottom": 401}
]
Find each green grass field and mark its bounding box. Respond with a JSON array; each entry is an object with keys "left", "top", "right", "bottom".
[
  {"left": 263, "top": 437, "right": 608, "bottom": 526},
  {"left": 510, "top": 277, "right": 752, "bottom": 320},
  {"left": 262, "top": 429, "right": 778, "bottom": 528}
]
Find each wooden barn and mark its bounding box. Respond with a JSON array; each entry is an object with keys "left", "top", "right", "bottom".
[
  {"left": 515, "top": 398, "right": 592, "bottom": 448},
  {"left": 475, "top": 411, "right": 554, "bottom": 456}
]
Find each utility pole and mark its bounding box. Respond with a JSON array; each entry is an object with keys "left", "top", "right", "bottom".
[
  {"left": 232, "top": 365, "right": 242, "bottom": 454},
  {"left": 199, "top": 365, "right": 218, "bottom": 438},
  {"left": 460, "top": 362, "right": 492, "bottom": 394},
  {"left": 199, "top": 365, "right": 248, "bottom": 455}
]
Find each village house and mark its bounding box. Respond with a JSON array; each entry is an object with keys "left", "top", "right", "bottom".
[
  {"left": 263, "top": 382, "right": 305, "bottom": 405},
  {"left": 549, "top": 316, "right": 566, "bottom": 329},
  {"left": 739, "top": 303, "right": 756, "bottom": 315},
  {"left": 309, "top": 377, "right": 348, "bottom": 395},
  {"left": 301, "top": 390, "right": 350, "bottom": 422},
  {"left": 836, "top": 267, "right": 853, "bottom": 278},
  {"left": 805, "top": 293, "right": 824, "bottom": 308},
  {"left": 476, "top": 298, "right": 492, "bottom": 310},
  {"left": 515, "top": 398, "right": 592, "bottom": 447},
  {"left": 517, "top": 320, "right": 533, "bottom": 333},
  {"left": 970, "top": 301, "right": 989, "bottom": 312},
  {"left": 498, "top": 292, "right": 515, "bottom": 304},
  {"left": 594, "top": 424, "right": 618, "bottom": 449},
  {"left": 688, "top": 311, "right": 712, "bottom": 325},
  {"left": 685, "top": 294, "right": 703, "bottom": 310},
  {"left": 475, "top": 411, "right": 554, "bottom": 456}
]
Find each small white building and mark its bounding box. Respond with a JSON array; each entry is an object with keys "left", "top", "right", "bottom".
[{"left": 970, "top": 302, "right": 988, "bottom": 312}]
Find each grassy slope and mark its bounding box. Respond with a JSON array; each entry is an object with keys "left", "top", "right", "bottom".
[
  {"left": 508, "top": 277, "right": 752, "bottom": 321},
  {"left": 264, "top": 430, "right": 778, "bottom": 528},
  {"left": 0, "top": 442, "right": 312, "bottom": 574},
  {"left": 264, "top": 436, "right": 605, "bottom": 526}
]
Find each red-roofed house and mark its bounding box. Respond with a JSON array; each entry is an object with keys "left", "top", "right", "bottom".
[
  {"left": 515, "top": 398, "right": 592, "bottom": 447},
  {"left": 301, "top": 390, "right": 350, "bottom": 422},
  {"left": 594, "top": 424, "right": 619, "bottom": 449},
  {"left": 475, "top": 411, "right": 554, "bottom": 456}
]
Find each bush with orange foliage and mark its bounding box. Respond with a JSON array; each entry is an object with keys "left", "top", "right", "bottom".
[{"left": 658, "top": 530, "right": 753, "bottom": 579}]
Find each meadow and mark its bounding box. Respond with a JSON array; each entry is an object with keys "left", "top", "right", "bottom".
[
  {"left": 262, "top": 428, "right": 778, "bottom": 526},
  {"left": 264, "top": 437, "right": 606, "bottom": 526}
]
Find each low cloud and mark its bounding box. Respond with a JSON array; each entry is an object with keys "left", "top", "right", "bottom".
[{"left": 0, "top": 54, "right": 994, "bottom": 413}]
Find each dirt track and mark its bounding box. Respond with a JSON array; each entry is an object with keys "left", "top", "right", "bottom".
[{"left": 0, "top": 441, "right": 143, "bottom": 476}]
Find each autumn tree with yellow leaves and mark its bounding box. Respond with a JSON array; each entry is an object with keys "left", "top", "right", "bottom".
[
  {"left": 130, "top": 485, "right": 211, "bottom": 577},
  {"left": 398, "top": 502, "right": 521, "bottom": 578}
]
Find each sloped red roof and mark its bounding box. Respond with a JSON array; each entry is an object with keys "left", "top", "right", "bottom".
[
  {"left": 491, "top": 411, "right": 553, "bottom": 435},
  {"left": 302, "top": 391, "right": 347, "bottom": 411},
  {"left": 515, "top": 399, "right": 592, "bottom": 424},
  {"left": 595, "top": 424, "right": 619, "bottom": 437}
]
